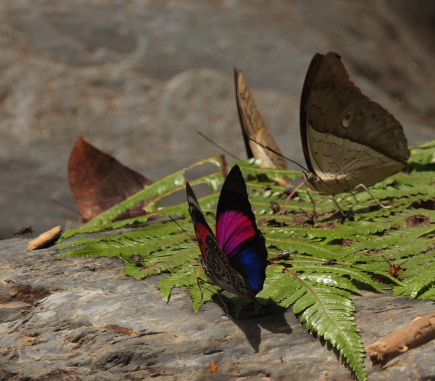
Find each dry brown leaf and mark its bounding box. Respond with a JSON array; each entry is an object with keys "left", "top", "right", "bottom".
[{"left": 68, "top": 137, "right": 153, "bottom": 222}]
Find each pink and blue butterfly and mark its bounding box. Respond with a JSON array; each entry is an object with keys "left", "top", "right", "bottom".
[{"left": 186, "top": 164, "right": 268, "bottom": 299}]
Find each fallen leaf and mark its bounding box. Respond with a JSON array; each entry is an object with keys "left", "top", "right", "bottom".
[{"left": 68, "top": 137, "right": 153, "bottom": 222}]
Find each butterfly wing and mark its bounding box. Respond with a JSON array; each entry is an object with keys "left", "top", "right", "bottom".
[
  {"left": 186, "top": 182, "right": 217, "bottom": 262},
  {"left": 300, "top": 52, "right": 410, "bottom": 195},
  {"left": 234, "top": 68, "right": 287, "bottom": 170},
  {"left": 186, "top": 182, "right": 251, "bottom": 297},
  {"left": 215, "top": 165, "right": 268, "bottom": 297}
]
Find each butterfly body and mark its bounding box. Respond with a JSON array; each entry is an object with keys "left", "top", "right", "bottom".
[
  {"left": 186, "top": 165, "right": 268, "bottom": 300},
  {"left": 300, "top": 52, "right": 410, "bottom": 195}
]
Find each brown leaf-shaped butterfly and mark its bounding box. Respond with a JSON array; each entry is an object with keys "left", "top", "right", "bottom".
[
  {"left": 234, "top": 68, "right": 287, "bottom": 170},
  {"left": 234, "top": 69, "right": 294, "bottom": 187},
  {"left": 236, "top": 53, "right": 409, "bottom": 198},
  {"left": 300, "top": 52, "right": 410, "bottom": 195},
  {"left": 68, "top": 137, "right": 152, "bottom": 222}
]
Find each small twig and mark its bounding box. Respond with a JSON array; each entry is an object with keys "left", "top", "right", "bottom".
[
  {"left": 368, "top": 311, "right": 435, "bottom": 367},
  {"left": 27, "top": 226, "right": 63, "bottom": 251}
]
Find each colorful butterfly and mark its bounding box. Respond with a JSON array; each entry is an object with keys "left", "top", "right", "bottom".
[{"left": 186, "top": 165, "right": 268, "bottom": 299}]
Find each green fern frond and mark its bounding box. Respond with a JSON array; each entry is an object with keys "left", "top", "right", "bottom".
[
  {"left": 265, "top": 231, "right": 350, "bottom": 259},
  {"left": 159, "top": 264, "right": 216, "bottom": 312},
  {"left": 57, "top": 142, "right": 435, "bottom": 381},
  {"left": 408, "top": 141, "right": 435, "bottom": 165},
  {"left": 394, "top": 262, "right": 435, "bottom": 298},
  {"left": 295, "top": 264, "right": 385, "bottom": 293},
  {"left": 263, "top": 264, "right": 366, "bottom": 380},
  {"left": 159, "top": 265, "right": 197, "bottom": 301}
]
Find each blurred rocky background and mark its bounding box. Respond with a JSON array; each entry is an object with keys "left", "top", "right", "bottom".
[{"left": 0, "top": 0, "right": 434, "bottom": 239}]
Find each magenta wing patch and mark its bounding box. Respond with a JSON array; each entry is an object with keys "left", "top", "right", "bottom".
[{"left": 216, "top": 210, "right": 256, "bottom": 256}]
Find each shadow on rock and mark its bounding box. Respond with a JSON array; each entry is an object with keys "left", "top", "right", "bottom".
[{"left": 212, "top": 295, "right": 292, "bottom": 352}]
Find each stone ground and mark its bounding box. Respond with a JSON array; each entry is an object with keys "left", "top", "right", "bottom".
[
  {"left": 1, "top": 238, "right": 435, "bottom": 380},
  {"left": 0, "top": 0, "right": 434, "bottom": 238},
  {"left": 1, "top": 2, "right": 435, "bottom": 379}
]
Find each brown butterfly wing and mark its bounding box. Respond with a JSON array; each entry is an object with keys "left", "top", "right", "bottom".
[
  {"left": 234, "top": 68, "right": 287, "bottom": 169},
  {"left": 68, "top": 137, "right": 152, "bottom": 221},
  {"left": 301, "top": 52, "right": 410, "bottom": 194}
]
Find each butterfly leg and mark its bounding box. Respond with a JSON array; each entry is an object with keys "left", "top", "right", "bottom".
[
  {"left": 197, "top": 277, "right": 231, "bottom": 316},
  {"left": 281, "top": 181, "right": 307, "bottom": 226},
  {"left": 330, "top": 196, "right": 356, "bottom": 222},
  {"left": 301, "top": 189, "right": 319, "bottom": 224},
  {"left": 307, "top": 190, "right": 317, "bottom": 215},
  {"left": 196, "top": 268, "right": 231, "bottom": 316},
  {"left": 196, "top": 277, "right": 218, "bottom": 296},
  {"left": 330, "top": 195, "right": 347, "bottom": 217},
  {"left": 350, "top": 191, "right": 359, "bottom": 204},
  {"left": 215, "top": 292, "right": 231, "bottom": 316},
  {"left": 354, "top": 184, "right": 391, "bottom": 209},
  {"left": 196, "top": 264, "right": 208, "bottom": 302}
]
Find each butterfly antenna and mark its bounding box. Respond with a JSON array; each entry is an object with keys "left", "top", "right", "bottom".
[
  {"left": 197, "top": 131, "right": 241, "bottom": 161},
  {"left": 249, "top": 138, "right": 309, "bottom": 172},
  {"left": 382, "top": 255, "right": 393, "bottom": 267},
  {"left": 382, "top": 255, "right": 409, "bottom": 267},
  {"left": 51, "top": 199, "right": 81, "bottom": 215},
  {"left": 168, "top": 215, "right": 197, "bottom": 242}
]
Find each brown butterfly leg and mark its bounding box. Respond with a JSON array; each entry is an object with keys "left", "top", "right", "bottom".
[
  {"left": 330, "top": 196, "right": 343, "bottom": 213},
  {"left": 330, "top": 195, "right": 349, "bottom": 219},
  {"left": 301, "top": 189, "right": 319, "bottom": 225},
  {"left": 350, "top": 191, "right": 359, "bottom": 204},
  {"left": 307, "top": 190, "right": 317, "bottom": 215},
  {"left": 215, "top": 292, "right": 231, "bottom": 316},
  {"left": 353, "top": 184, "right": 391, "bottom": 209},
  {"left": 280, "top": 182, "right": 307, "bottom": 226}
]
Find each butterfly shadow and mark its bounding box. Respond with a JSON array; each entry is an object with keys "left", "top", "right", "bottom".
[{"left": 213, "top": 294, "right": 292, "bottom": 353}]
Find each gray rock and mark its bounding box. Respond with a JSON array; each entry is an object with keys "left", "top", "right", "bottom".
[
  {"left": 0, "top": 0, "right": 435, "bottom": 238},
  {"left": 1, "top": 238, "right": 435, "bottom": 380}
]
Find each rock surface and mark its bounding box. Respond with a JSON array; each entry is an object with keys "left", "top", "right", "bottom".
[
  {"left": 0, "top": 0, "right": 435, "bottom": 238},
  {"left": 1, "top": 3, "right": 435, "bottom": 377},
  {"left": 1, "top": 238, "right": 435, "bottom": 380}
]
